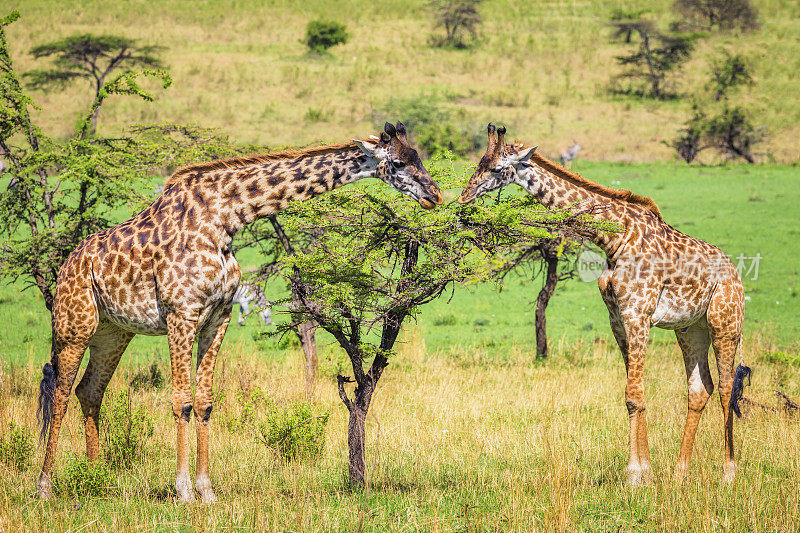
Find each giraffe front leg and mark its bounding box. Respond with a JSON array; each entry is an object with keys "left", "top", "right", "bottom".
[
  {"left": 620, "top": 314, "right": 652, "bottom": 487},
  {"left": 193, "top": 311, "right": 231, "bottom": 503},
  {"left": 167, "top": 313, "right": 198, "bottom": 503}
]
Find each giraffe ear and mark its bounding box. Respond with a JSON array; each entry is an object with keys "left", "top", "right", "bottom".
[
  {"left": 514, "top": 145, "right": 537, "bottom": 165},
  {"left": 353, "top": 139, "right": 378, "bottom": 157}
]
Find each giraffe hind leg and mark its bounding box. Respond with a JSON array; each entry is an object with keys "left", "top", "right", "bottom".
[
  {"left": 707, "top": 283, "right": 744, "bottom": 483},
  {"left": 74, "top": 324, "right": 135, "bottom": 462},
  {"left": 673, "top": 324, "right": 713, "bottom": 481}
]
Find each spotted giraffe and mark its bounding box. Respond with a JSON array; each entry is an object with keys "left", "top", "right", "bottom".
[
  {"left": 459, "top": 124, "right": 750, "bottom": 486},
  {"left": 36, "top": 122, "right": 442, "bottom": 502}
]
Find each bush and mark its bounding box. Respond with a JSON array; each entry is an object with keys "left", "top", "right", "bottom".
[
  {"left": 373, "top": 92, "right": 481, "bottom": 157},
  {"left": 101, "top": 390, "right": 154, "bottom": 469},
  {"left": 0, "top": 423, "right": 34, "bottom": 471},
  {"left": 674, "top": 0, "right": 759, "bottom": 32},
  {"left": 129, "top": 362, "right": 165, "bottom": 391},
  {"left": 257, "top": 401, "right": 329, "bottom": 462},
  {"left": 305, "top": 20, "right": 348, "bottom": 53},
  {"left": 55, "top": 456, "right": 115, "bottom": 498}
]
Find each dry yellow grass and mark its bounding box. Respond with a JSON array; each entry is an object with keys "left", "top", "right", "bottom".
[
  {"left": 0, "top": 327, "right": 797, "bottom": 531},
  {"left": 6, "top": 0, "right": 800, "bottom": 163}
]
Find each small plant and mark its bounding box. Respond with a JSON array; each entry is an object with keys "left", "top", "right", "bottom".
[
  {"left": 129, "top": 362, "right": 165, "bottom": 391},
  {"left": 100, "top": 389, "right": 154, "bottom": 469},
  {"left": 433, "top": 313, "right": 458, "bottom": 326},
  {"left": 0, "top": 423, "right": 34, "bottom": 471},
  {"left": 55, "top": 456, "right": 115, "bottom": 497},
  {"left": 304, "top": 20, "right": 348, "bottom": 53},
  {"left": 304, "top": 107, "right": 331, "bottom": 123},
  {"left": 427, "top": 0, "right": 483, "bottom": 49},
  {"left": 257, "top": 401, "right": 329, "bottom": 462}
]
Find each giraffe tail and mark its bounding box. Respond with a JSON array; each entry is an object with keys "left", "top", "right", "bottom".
[
  {"left": 37, "top": 340, "right": 58, "bottom": 445},
  {"left": 730, "top": 334, "right": 752, "bottom": 419}
]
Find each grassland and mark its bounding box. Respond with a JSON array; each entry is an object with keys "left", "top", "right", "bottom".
[
  {"left": 0, "top": 161, "right": 798, "bottom": 531},
  {"left": 1, "top": 1, "right": 799, "bottom": 530},
  {"left": 6, "top": 0, "right": 800, "bottom": 162}
]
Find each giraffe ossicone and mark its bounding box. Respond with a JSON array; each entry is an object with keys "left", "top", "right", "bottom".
[
  {"left": 459, "top": 123, "right": 750, "bottom": 486},
  {"left": 35, "top": 123, "right": 442, "bottom": 502}
]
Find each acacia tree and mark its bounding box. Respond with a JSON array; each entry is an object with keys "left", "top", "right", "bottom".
[
  {"left": 266, "top": 163, "right": 602, "bottom": 485},
  {"left": 0, "top": 12, "right": 171, "bottom": 309},
  {"left": 528, "top": 238, "right": 579, "bottom": 359},
  {"left": 427, "top": 0, "right": 483, "bottom": 48},
  {"left": 24, "top": 34, "right": 164, "bottom": 136},
  {"left": 609, "top": 15, "right": 694, "bottom": 99}
]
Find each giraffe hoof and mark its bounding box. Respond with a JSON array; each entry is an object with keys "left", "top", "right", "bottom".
[
  {"left": 176, "top": 475, "right": 195, "bottom": 503},
  {"left": 626, "top": 464, "right": 653, "bottom": 488},
  {"left": 195, "top": 476, "right": 217, "bottom": 503},
  {"left": 673, "top": 463, "right": 688, "bottom": 484},
  {"left": 722, "top": 461, "right": 737, "bottom": 484},
  {"left": 198, "top": 489, "right": 218, "bottom": 503},
  {"left": 36, "top": 474, "right": 54, "bottom": 500}
]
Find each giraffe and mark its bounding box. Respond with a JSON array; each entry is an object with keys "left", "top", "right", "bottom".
[
  {"left": 35, "top": 122, "right": 443, "bottom": 502},
  {"left": 458, "top": 124, "right": 750, "bottom": 486}
]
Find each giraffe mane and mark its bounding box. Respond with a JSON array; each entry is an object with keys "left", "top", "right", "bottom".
[
  {"left": 164, "top": 140, "right": 366, "bottom": 189},
  {"left": 520, "top": 146, "right": 662, "bottom": 219}
]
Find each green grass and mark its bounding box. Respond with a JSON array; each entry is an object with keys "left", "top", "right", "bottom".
[
  {"left": 1, "top": 161, "right": 798, "bottom": 367},
  {"left": 6, "top": 0, "right": 800, "bottom": 162}
]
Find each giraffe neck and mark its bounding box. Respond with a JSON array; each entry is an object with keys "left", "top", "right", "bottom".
[
  {"left": 171, "top": 146, "right": 372, "bottom": 241},
  {"left": 515, "top": 162, "right": 633, "bottom": 257}
]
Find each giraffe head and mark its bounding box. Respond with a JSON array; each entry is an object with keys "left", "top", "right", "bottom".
[
  {"left": 354, "top": 122, "right": 443, "bottom": 209},
  {"left": 458, "top": 124, "right": 537, "bottom": 203}
]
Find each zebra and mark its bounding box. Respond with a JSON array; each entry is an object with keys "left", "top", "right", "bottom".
[
  {"left": 232, "top": 282, "right": 271, "bottom": 326},
  {"left": 560, "top": 140, "right": 581, "bottom": 168}
]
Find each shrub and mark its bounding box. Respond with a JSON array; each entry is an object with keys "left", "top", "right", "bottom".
[
  {"left": 257, "top": 401, "right": 329, "bottom": 462},
  {"left": 0, "top": 423, "right": 34, "bottom": 471},
  {"left": 55, "top": 456, "right": 115, "bottom": 497},
  {"left": 373, "top": 92, "right": 481, "bottom": 157},
  {"left": 674, "top": 0, "right": 759, "bottom": 32},
  {"left": 304, "top": 20, "right": 348, "bottom": 53},
  {"left": 101, "top": 390, "right": 154, "bottom": 469},
  {"left": 415, "top": 121, "right": 481, "bottom": 158},
  {"left": 129, "top": 362, "right": 165, "bottom": 391}
]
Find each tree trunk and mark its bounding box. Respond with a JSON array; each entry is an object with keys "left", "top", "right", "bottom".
[
  {"left": 297, "top": 320, "right": 318, "bottom": 398},
  {"left": 347, "top": 403, "right": 368, "bottom": 485},
  {"left": 268, "top": 215, "right": 320, "bottom": 396},
  {"left": 535, "top": 251, "right": 560, "bottom": 359}
]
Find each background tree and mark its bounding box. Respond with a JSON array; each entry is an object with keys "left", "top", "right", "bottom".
[
  {"left": 427, "top": 0, "right": 483, "bottom": 49},
  {"left": 668, "top": 52, "right": 762, "bottom": 164},
  {"left": 24, "top": 34, "right": 164, "bottom": 136},
  {"left": 304, "top": 20, "right": 348, "bottom": 54},
  {"left": 609, "top": 14, "right": 694, "bottom": 99},
  {"left": 528, "top": 238, "right": 579, "bottom": 359},
  {"left": 705, "top": 105, "right": 765, "bottom": 163},
  {"left": 0, "top": 12, "right": 207, "bottom": 309},
  {"left": 239, "top": 216, "right": 321, "bottom": 398},
  {"left": 674, "top": 0, "right": 759, "bottom": 32},
  {"left": 264, "top": 166, "right": 601, "bottom": 485},
  {"left": 666, "top": 103, "right": 710, "bottom": 163},
  {"left": 708, "top": 51, "right": 753, "bottom": 101}
]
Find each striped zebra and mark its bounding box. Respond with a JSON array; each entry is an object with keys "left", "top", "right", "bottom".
[{"left": 232, "top": 282, "right": 271, "bottom": 326}]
